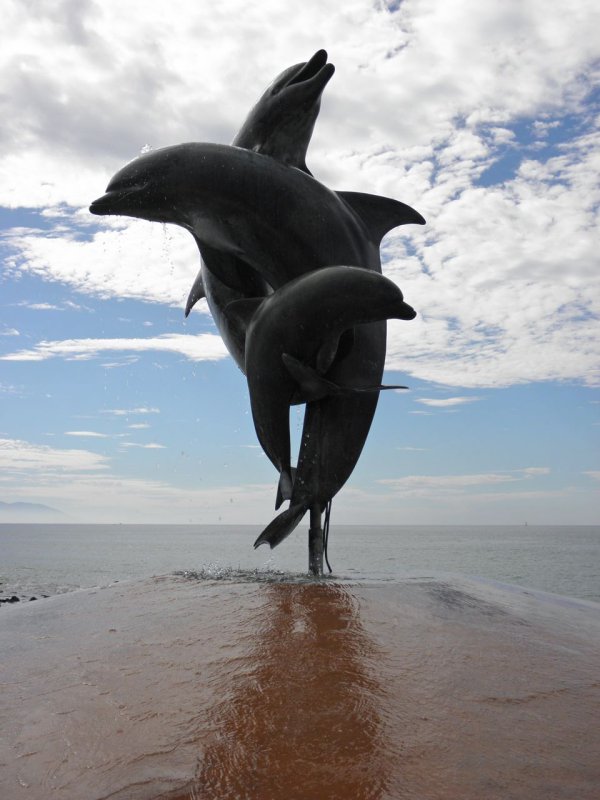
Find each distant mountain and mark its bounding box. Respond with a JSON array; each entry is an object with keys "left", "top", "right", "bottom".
[{"left": 0, "top": 501, "right": 66, "bottom": 521}]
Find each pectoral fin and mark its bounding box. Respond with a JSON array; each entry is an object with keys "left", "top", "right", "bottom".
[
  {"left": 275, "top": 467, "right": 296, "bottom": 510},
  {"left": 185, "top": 268, "right": 205, "bottom": 317},
  {"left": 283, "top": 354, "right": 341, "bottom": 402},
  {"left": 283, "top": 353, "right": 408, "bottom": 401}
]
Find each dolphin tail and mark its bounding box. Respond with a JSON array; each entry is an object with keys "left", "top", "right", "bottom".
[
  {"left": 275, "top": 467, "right": 296, "bottom": 510},
  {"left": 254, "top": 504, "right": 307, "bottom": 549},
  {"left": 282, "top": 353, "right": 408, "bottom": 401}
]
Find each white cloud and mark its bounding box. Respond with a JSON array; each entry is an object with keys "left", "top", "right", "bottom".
[
  {"left": 3, "top": 218, "right": 203, "bottom": 308},
  {"left": 0, "top": 328, "right": 19, "bottom": 336},
  {"left": 65, "top": 431, "right": 109, "bottom": 438},
  {"left": 416, "top": 396, "right": 480, "bottom": 408},
  {"left": 0, "top": 437, "right": 275, "bottom": 523},
  {"left": 385, "top": 117, "right": 600, "bottom": 384},
  {"left": 379, "top": 467, "right": 551, "bottom": 497},
  {"left": 102, "top": 407, "right": 160, "bottom": 416},
  {"left": 0, "top": 383, "right": 21, "bottom": 395},
  {"left": 0, "top": 437, "right": 108, "bottom": 473},
  {"left": 121, "top": 442, "right": 166, "bottom": 449},
  {"left": 17, "top": 302, "right": 63, "bottom": 310},
  {"left": 380, "top": 472, "right": 518, "bottom": 491},
  {"left": 0, "top": 333, "right": 229, "bottom": 362},
  {"left": 128, "top": 423, "right": 151, "bottom": 429},
  {"left": 0, "top": 0, "right": 598, "bottom": 389},
  {"left": 583, "top": 470, "right": 600, "bottom": 481}
]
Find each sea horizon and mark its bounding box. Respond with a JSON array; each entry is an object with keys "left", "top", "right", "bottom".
[{"left": 2, "top": 522, "right": 599, "bottom": 604}]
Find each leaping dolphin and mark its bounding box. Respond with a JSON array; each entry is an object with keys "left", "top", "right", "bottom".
[
  {"left": 90, "top": 143, "right": 423, "bottom": 291},
  {"left": 233, "top": 48, "right": 334, "bottom": 175},
  {"left": 185, "top": 49, "right": 336, "bottom": 370},
  {"left": 227, "top": 266, "right": 416, "bottom": 514}
]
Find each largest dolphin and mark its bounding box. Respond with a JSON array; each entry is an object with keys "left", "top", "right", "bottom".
[{"left": 91, "top": 143, "right": 422, "bottom": 290}]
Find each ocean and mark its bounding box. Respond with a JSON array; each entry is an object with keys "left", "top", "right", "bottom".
[{"left": 1, "top": 523, "right": 599, "bottom": 603}]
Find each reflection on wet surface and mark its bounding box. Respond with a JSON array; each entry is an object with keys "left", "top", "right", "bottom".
[
  {"left": 1, "top": 575, "right": 599, "bottom": 800},
  {"left": 190, "top": 583, "right": 386, "bottom": 800}
]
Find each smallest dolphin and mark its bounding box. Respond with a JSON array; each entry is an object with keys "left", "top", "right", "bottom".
[{"left": 226, "top": 266, "right": 416, "bottom": 522}]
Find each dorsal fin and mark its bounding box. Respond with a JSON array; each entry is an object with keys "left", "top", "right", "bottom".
[
  {"left": 224, "top": 297, "right": 264, "bottom": 330},
  {"left": 337, "top": 191, "right": 425, "bottom": 245}
]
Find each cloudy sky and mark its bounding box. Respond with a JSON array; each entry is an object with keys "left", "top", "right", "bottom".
[{"left": 0, "top": 0, "right": 598, "bottom": 525}]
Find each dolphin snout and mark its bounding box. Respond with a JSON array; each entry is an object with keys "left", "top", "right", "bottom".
[
  {"left": 397, "top": 301, "right": 417, "bottom": 320},
  {"left": 89, "top": 194, "right": 113, "bottom": 215},
  {"left": 89, "top": 183, "right": 146, "bottom": 216},
  {"left": 288, "top": 50, "right": 335, "bottom": 94}
]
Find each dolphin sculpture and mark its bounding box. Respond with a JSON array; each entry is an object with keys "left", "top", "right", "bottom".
[
  {"left": 227, "top": 266, "right": 416, "bottom": 513},
  {"left": 89, "top": 142, "right": 423, "bottom": 514},
  {"left": 90, "top": 53, "right": 425, "bottom": 563},
  {"left": 183, "top": 54, "right": 422, "bottom": 543}
]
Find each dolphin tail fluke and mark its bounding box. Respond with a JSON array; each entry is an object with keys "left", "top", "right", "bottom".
[
  {"left": 275, "top": 467, "right": 296, "bottom": 510},
  {"left": 283, "top": 353, "right": 408, "bottom": 400},
  {"left": 185, "top": 268, "right": 206, "bottom": 317},
  {"left": 254, "top": 504, "right": 307, "bottom": 549}
]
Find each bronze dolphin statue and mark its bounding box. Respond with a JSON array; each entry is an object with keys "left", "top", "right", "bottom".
[
  {"left": 90, "top": 137, "right": 423, "bottom": 519},
  {"left": 89, "top": 142, "right": 423, "bottom": 509}
]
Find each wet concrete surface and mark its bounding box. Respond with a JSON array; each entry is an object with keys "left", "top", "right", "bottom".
[{"left": 1, "top": 574, "right": 599, "bottom": 799}]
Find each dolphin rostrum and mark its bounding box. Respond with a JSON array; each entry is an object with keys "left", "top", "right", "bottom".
[{"left": 226, "top": 266, "right": 416, "bottom": 513}]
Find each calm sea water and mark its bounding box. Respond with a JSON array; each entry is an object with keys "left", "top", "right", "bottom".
[{"left": 1, "top": 523, "right": 599, "bottom": 602}]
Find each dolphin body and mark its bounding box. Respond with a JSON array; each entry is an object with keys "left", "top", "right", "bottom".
[
  {"left": 90, "top": 143, "right": 422, "bottom": 287},
  {"left": 90, "top": 52, "right": 425, "bottom": 550},
  {"left": 227, "top": 266, "right": 416, "bottom": 528}
]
